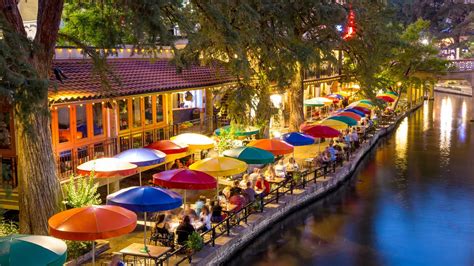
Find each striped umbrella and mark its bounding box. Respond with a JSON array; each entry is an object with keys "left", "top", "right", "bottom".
[
  {"left": 337, "top": 111, "right": 362, "bottom": 121},
  {"left": 327, "top": 116, "right": 358, "bottom": 126}
]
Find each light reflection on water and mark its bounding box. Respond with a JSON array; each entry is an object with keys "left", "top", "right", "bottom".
[{"left": 228, "top": 93, "right": 474, "bottom": 266}]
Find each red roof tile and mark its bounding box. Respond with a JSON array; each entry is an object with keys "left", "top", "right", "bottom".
[{"left": 50, "top": 59, "right": 235, "bottom": 102}]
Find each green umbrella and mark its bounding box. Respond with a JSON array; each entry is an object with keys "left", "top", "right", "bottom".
[
  {"left": 327, "top": 115, "right": 358, "bottom": 126},
  {"left": 359, "top": 99, "right": 374, "bottom": 105},
  {"left": 223, "top": 146, "right": 275, "bottom": 164},
  {"left": 0, "top": 234, "right": 67, "bottom": 266},
  {"left": 214, "top": 125, "right": 260, "bottom": 136},
  {"left": 304, "top": 98, "right": 325, "bottom": 107},
  {"left": 385, "top": 91, "right": 399, "bottom": 97}
]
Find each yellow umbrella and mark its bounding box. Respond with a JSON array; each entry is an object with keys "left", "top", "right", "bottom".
[
  {"left": 189, "top": 157, "right": 247, "bottom": 177},
  {"left": 171, "top": 133, "right": 215, "bottom": 150},
  {"left": 319, "top": 119, "right": 348, "bottom": 131}
]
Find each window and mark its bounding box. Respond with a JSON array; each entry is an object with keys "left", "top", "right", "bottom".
[
  {"left": 118, "top": 100, "right": 129, "bottom": 131},
  {"left": 144, "top": 130, "right": 153, "bottom": 146},
  {"left": 155, "top": 128, "right": 165, "bottom": 140},
  {"left": 59, "top": 150, "right": 73, "bottom": 175},
  {"left": 144, "top": 96, "right": 153, "bottom": 125},
  {"left": 94, "top": 143, "right": 105, "bottom": 158},
  {"left": 119, "top": 136, "right": 130, "bottom": 151},
  {"left": 156, "top": 95, "right": 164, "bottom": 123},
  {"left": 132, "top": 133, "right": 142, "bottom": 148},
  {"left": 132, "top": 98, "right": 142, "bottom": 128},
  {"left": 0, "top": 112, "right": 12, "bottom": 150},
  {"left": 58, "top": 107, "right": 71, "bottom": 143},
  {"left": 76, "top": 105, "right": 88, "bottom": 139},
  {"left": 92, "top": 103, "right": 104, "bottom": 136},
  {"left": 77, "top": 146, "right": 89, "bottom": 165}
]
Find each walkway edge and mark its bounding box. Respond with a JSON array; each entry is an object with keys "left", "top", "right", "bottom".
[{"left": 195, "top": 103, "right": 424, "bottom": 266}]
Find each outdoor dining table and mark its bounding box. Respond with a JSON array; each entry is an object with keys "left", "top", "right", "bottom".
[
  {"left": 168, "top": 219, "right": 204, "bottom": 232},
  {"left": 266, "top": 177, "right": 286, "bottom": 184},
  {"left": 222, "top": 203, "right": 239, "bottom": 214},
  {"left": 120, "top": 243, "right": 171, "bottom": 265}
]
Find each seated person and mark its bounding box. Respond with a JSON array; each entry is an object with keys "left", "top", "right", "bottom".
[
  {"left": 274, "top": 159, "right": 287, "bottom": 178},
  {"left": 181, "top": 204, "right": 198, "bottom": 220},
  {"left": 240, "top": 174, "right": 252, "bottom": 188},
  {"left": 194, "top": 196, "right": 206, "bottom": 216},
  {"left": 229, "top": 180, "right": 242, "bottom": 196},
  {"left": 242, "top": 181, "right": 256, "bottom": 202},
  {"left": 286, "top": 157, "right": 299, "bottom": 172},
  {"left": 229, "top": 193, "right": 246, "bottom": 212},
  {"left": 249, "top": 168, "right": 260, "bottom": 184},
  {"left": 210, "top": 200, "right": 224, "bottom": 223},
  {"left": 265, "top": 165, "right": 277, "bottom": 180},
  {"left": 176, "top": 215, "right": 195, "bottom": 245},
  {"left": 199, "top": 206, "right": 212, "bottom": 231},
  {"left": 255, "top": 175, "right": 270, "bottom": 195},
  {"left": 222, "top": 186, "right": 232, "bottom": 199}
]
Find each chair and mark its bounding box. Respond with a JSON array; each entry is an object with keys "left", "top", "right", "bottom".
[{"left": 149, "top": 227, "right": 175, "bottom": 248}]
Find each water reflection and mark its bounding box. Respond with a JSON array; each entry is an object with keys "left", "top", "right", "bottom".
[{"left": 230, "top": 93, "right": 474, "bottom": 266}]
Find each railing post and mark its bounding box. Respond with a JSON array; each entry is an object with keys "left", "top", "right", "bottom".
[
  {"left": 302, "top": 173, "right": 306, "bottom": 188},
  {"left": 244, "top": 206, "right": 248, "bottom": 223},
  {"left": 276, "top": 188, "right": 279, "bottom": 203},
  {"left": 226, "top": 218, "right": 230, "bottom": 236},
  {"left": 260, "top": 195, "right": 264, "bottom": 212},
  {"left": 290, "top": 179, "right": 294, "bottom": 194},
  {"left": 212, "top": 227, "right": 216, "bottom": 247}
]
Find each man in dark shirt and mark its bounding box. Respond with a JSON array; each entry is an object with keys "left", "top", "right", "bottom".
[
  {"left": 229, "top": 180, "right": 242, "bottom": 196},
  {"left": 176, "top": 215, "right": 195, "bottom": 245}
]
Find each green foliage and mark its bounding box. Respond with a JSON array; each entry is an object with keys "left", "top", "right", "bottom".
[
  {"left": 66, "top": 240, "right": 92, "bottom": 260},
  {"left": 185, "top": 231, "right": 203, "bottom": 251},
  {"left": 216, "top": 124, "right": 239, "bottom": 155},
  {"left": 0, "top": 220, "right": 19, "bottom": 236},
  {"left": 62, "top": 171, "right": 101, "bottom": 209}
]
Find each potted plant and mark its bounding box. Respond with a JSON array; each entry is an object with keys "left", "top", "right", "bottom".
[{"left": 185, "top": 232, "right": 204, "bottom": 253}]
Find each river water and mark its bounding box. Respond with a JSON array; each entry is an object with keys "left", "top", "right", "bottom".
[{"left": 228, "top": 93, "right": 474, "bottom": 266}]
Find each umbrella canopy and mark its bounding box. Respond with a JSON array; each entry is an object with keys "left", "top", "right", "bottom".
[
  {"left": 153, "top": 169, "right": 217, "bottom": 190},
  {"left": 327, "top": 116, "right": 358, "bottom": 126},
  {"left": 170, "top": 133, "right": 215, "bottom": 150},
  {"left": 189, "top": 157, "right": 247, "bottom": 177},
  {"left": 0, "top": 234, "right": 67, "bottom": 266},
  {"left": 114, "top": 148, "right": 166, "bottom": 167},
  {"left": 281, "top": 132, "right": 315, "bottom": 146},
  {"left": 352, "top": 106, "right": 371, "bottom": 115},
  {"left": 247, "top": 139, "right": 294, "bottom": 156},
  {"left": 345, "top": 108, "right": 366, "bottom": 117},
  {"left": 385, "top": 91, "right": 399, "bottom": 97},
  {"left": 304, "top": 98, "right": 325, "bottom": 107},
  {"left": 318, "top": 119, "right": 348, "bottom": 130},
  {"left": 359, "top": 99, "right": 374, "bottom": 105},
  {"left": 77, "top": 158, "right": 138, "bottom": 178},
  {"left": 145, "top": 140, "right": 188, "bottom": 154},
  {"left": 349, "top": 102, "right": 373, "bottom": 109},
  {"left": 301, "top": 125, "right": 341, "bottom": 138},
  {"left": 214, "top": 125, "right": 260, "bottom": 136},
  {"left": 326, "top": 94, "right": 344, "bottom": 100},
  {"left": 48, "top": 205, "right": 137, "bottom": 241},
  {"left": 107, "top": 186, "right": 183, "bottom": 212},
  {"left": 222, "top": 146, "right": 275, "bottom": 164},
  {"left": 376, "top": 94, "right": 396, "bottom": 102},
  {"left": 337, "top": 111, "right": 362, "bottom": 121}
]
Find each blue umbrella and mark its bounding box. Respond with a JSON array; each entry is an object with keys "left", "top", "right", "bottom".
[
  {"left": 107, "top": 186, "right": 182, "bottom": 252},
  {"left": 0, "top": 234, "right": 67, "bottom": 266},
  {"left": 344, "top": 108, "right": 365, "bottom": 117},
  {"left": 281, "top": 132, "right": 315, "bottom": 146},
  {"left": 114, "top": 148, "right": 166, "bottom": 185}
]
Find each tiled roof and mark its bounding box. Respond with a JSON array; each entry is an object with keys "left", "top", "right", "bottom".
[{"left": 49, "top": 59, "right": 235, "bottom": 102}]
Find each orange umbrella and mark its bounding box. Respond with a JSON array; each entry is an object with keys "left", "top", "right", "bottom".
[
  {"left": 248, "top": 139, "right": 294, "bottom": 156},
  {"left": 48, "top": 205, "right": 137, "bottom": 264}
]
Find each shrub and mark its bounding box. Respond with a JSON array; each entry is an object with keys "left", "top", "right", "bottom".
[
  {"left": 186, "top": 232, "right": 204, "bottom": 252},
  {"left": 62, "top": 170, "right": 101, "bottom": 209}
]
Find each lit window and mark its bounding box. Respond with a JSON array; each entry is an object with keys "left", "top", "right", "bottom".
[
  {"left": 76, "top": 105, "right": 88, "bottom": 139},
  {"left": 156, "top": 95, "right": 164, "bottom": 123},
  {"left": 132, "top": 98, "right": 142, "bottom": 128},
  {"left": 92, "top": 103, "right": 104, "bottom": 136},
  {"left": 118, "top": 100, "right": 129, "bottom": 131},
  {"left": 144, "top": 96, "right": 153, "bottom": 125},
  {"left": 58, "top": 107, "right": 71, "bottom": 143}
]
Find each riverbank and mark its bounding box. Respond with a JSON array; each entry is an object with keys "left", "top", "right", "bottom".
[
  {"left": 192, "top": 103, "right": 424, "bottom": 265},
  {"left": 434, "top": 86, "right": 472, "bottom": 97}
]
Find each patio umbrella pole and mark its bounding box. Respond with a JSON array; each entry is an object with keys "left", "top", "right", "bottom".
[
  {"left": 139, "top": 169, "right": 142, "bottom": 186},
  {"left": 141, "top": 212, "right": 148, "bottom": 252},
  {"left": 92, "top": 241, "right": 95, "bottom": 265},
  {"left": 184, "top": 190, "right": 187, "bottom": 206}
]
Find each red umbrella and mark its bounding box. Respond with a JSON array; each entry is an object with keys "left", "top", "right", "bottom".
[
  {"left": 376, "top": 95, "right": 395, "bottom": 103},
  {"left": 146, "top": 140, "right": 188, "bottom": 154},
  {"left": 352, "top": 106, "right": 371, "bottom": 115},
  {"left": 301, "top": 125, "right": 341, "bottom": 138},
  {"left": 337, "top": 111, "right": 362, "bottom": 121},
  {"left": 48, "top": 205, "right": 137, "bottom": 264},
  {"left": 247, "top": 139, "right": 294, "bottom": 156},
  {"left": 153, "top": 169, "right": 217, "bottom": 190}
]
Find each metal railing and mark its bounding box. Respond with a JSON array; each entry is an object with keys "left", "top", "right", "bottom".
[
  {"left": 448, "top": 59, "right": 474, "bottom": 72},
  {"left": 149, "top": 116, "right": 396, "bottom": 266}
]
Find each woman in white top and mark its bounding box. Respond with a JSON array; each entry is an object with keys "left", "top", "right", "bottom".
[
  {"left": 286, "top": 157, "right": 299, "bottom": 172},
  {"left": 274, "top": 159, "right": 287, "bottom": 178},
  {"left": 199, "top": 205, "right": 212, "bottom": 231}
]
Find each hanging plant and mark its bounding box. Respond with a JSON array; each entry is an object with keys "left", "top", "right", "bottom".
[{"left": 185, "top": 91, "right": 193, "bottom": 101}]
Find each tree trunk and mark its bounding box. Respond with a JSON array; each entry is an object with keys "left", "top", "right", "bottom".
[
  {"left": 15, "top": 103, "right": 61, "bottom": 235},
  {"left": 288, "top": 63, "right": 305, "bottom": 132}
]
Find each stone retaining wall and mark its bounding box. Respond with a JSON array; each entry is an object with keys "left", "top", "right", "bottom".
[{"left": 195, "top": 104, "right": 422, "bottom": 266}]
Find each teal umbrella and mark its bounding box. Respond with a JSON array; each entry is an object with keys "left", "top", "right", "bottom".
[
  {"left": 304, "top": 98, "right": 325, "bottom": 107},
  {"left": 0, "top": 234, "right": 67, "bottom": 266},
  {"left": 214, "top": 125, "right": 260, "bottom": 136},
  {"left": 385, "top": 91, "right": 399, "bottom": 97},
  {"left": 327, "top": 115, "right": 358, "bottom": 126},
  {"left": 223, "top": 146, "right": 275, "bottom": 164},
  {"left": 359, "top": 99, "right": 374, "bottom": 105}
]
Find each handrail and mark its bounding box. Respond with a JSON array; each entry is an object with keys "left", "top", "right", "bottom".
[{"left": 154, "top": 114, "right": 397, "bottom": 265}]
